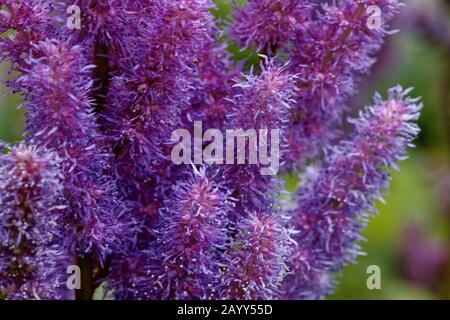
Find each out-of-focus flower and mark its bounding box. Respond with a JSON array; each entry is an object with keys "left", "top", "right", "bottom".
[{"left": 399, "top": 224, "right": 448, "bottom": 290}]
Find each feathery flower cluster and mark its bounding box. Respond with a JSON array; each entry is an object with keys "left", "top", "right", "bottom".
[
  {"left": 0, "top": 144, "right": 70, "bottom": 299},
  {"left": 282, "top": 86, "right": 422, "bottom": 299},
  {"left": 222, "top": 211, "right": 292, "bottom": 300},
  {"left": 0, "top": 0, "right": 422, "bottom": 300},
  {"left": 17, "top": 40, "right": 131, "bottom": 264},
  {"left": 115, "top": 168, "right": 233, "bottom": 300}
]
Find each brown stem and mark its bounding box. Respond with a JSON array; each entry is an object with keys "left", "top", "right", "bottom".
[
  {"left": 75, "top": 254, "right": 94, "bottom": 300},
  {"left": 92, "top": 42, "right": 110, "bottom": 115}
]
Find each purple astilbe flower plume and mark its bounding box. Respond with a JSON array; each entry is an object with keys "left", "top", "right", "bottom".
[
  {"left": 230, "top": 0, "right": 313, "bottom": 54},
  {"left": 0, "top": 144, "right": 70, "bottom": 299},
  {"left": 0, "top": 1, "right": 54, "bottom": 69},
  {"left": 103, "top": 0, "right": 215, "bottom": 197},
  {"left": 285, "top": 0, "right": 403, "bottom": 168},
  {"left": 228, "top": 58, "right": 297, "bottom": 131},
  {"left": 110, "top": 167, "right": 233, "bottom": 300},
  {"left": 230, "top": 0, "right": 404, "bottom": 169},
  {"left": 0, "top": 3, "right": 132, "bottom": 263},
  {"left": 188, "top": 42, "right": 238, "bottom": 129},
  {"left": 222, "top": 58, "right": 297, "bottom": 213},
  {"left": 152, "top": 167, "right": 232, "bottom": 300},
  {"left": 59, "top": 0, "right": 131, "bottom": 46},
  {"left": 283, "top": 87, "right": 422, "bottom": 299},
  {"left": 222, "top": 211, "right": 292, "bottom": 300},
  {"left": 15, "top": 40, "right": 132, "bottom": 263}
]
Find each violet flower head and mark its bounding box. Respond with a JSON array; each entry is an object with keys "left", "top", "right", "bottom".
[
  {"left": 0, "top": 144, "right": 70, "bottom": 299},
  {"left": 18, "top": 40, "right": 96, "bottom": 144},
  {"left": 112, "top": 167, "right": 233, "bottom": 300},
  {"left": 152, "top": 167, "right": 232, "bottom": 299},
  {"left": 15, "top": 39, "right": 132, "bottom": 263},
  {"left": 283, "top": 0, "right": 403, "bottom": 169},
  {"left": 228, "top": 58, "right": 298, "bottom": 131},
  {"left": 221, "top": 59, "right": 297, "bottom": 213},
  {"left": 284, "top": 86, "right": 422, "bottom": 299},
  {"left": 0, "top": 1, "right": 54, "bottom": 69},
  {"left": 222, "top": 211, "right": 292, "bottom": 300},
  {"left": 104, "top": 0, "right": 215, "bottom": 193}
]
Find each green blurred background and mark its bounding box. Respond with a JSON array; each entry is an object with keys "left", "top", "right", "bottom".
[{"left": 1, "top": 0, "right": 449, "bottom": 300}]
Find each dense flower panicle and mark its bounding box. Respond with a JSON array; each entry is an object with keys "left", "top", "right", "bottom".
[
  {"left": 230, "top": 0, "right": 313, "bottom": 54},
  {"left": 0, "top": 144, "right": 70, "bottom": 299},
  {"left": 103, "top": 0, "right": 215, "bottom": 199},
  {"left": 0, "top": 1, "right": 55, "bottom": 69},
  {"left": 111, "top": 167, "right": 233, "bottom": 299},
  {"left": 99, "top": 3, "right": 219, "bottom": 269},
  {"left": 16, "top": 40, "right": 132, "bottom": 263},
  {"left": 153, "top": 168, "right": 232, "bottom": 299},
  {"left": 229, "top": 0, "right": 403, "bottom": 169},
  {"left": 59, "top": 0, "right": 131, "bottom": 45},
  {"left": 19, "top": 40, "right": 96, "bottom": 143},
  {"left": 283, "top": 87, "right": 422, "bottom": 299},
  {"left": 221, "top": 59, "right": 297, "bottom": 213},
  {"left": 57, "top": 0, "right": 139, "bottom": 88},
  {"left": 228, "top": 58, "right": 298, "bottom": 131},
  {"left": 222, "top": 211, "right": 292, "bottom": 300},
  {"left": 290, "top": 0, "right": 402, "bottom": 108},
  {"left": 188, "top": 42, "right": 238, "bottom": 129},
  {"left": 285, "top": 0, "right": 402, "bottom": 168}
]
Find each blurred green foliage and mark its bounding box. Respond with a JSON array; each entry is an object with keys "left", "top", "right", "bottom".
[{"left": 0, "top": 65, "right": 23, "bottom": 143}]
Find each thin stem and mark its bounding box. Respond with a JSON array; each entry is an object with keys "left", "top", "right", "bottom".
[
  {"left": 75, "top": 254, "right": 94, "bottom": 300},
  {"left": 92, "top": 42, "right": 110, "bottom": 115}
]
